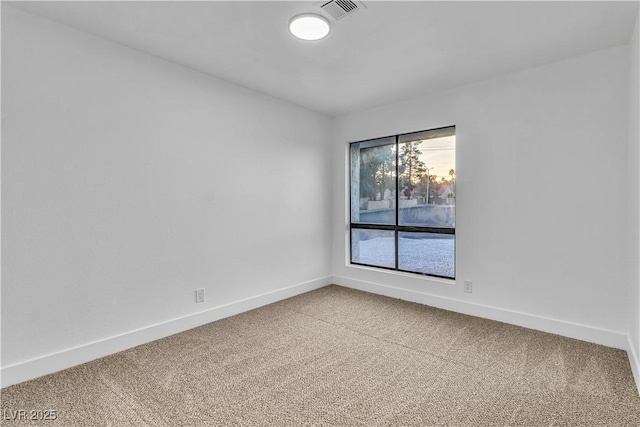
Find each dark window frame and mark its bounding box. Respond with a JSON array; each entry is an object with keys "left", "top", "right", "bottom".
[{"left": 349, "top": 126, "right": 456, "bottom": 280}]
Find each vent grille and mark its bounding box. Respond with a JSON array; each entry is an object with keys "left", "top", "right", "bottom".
[{"left": 320, "top": 0, "right": 363, "bottom": 21}]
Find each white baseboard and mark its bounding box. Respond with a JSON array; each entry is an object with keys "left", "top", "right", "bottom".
[
  {"left": 1, "top": 276, "right": 332, "bottom": 388},
  {"left": 5, "top": 275, "right": 636, "bottom": 393},
  {"left": 627, "top": 336, "right": 640, "bottom": 396},
  {"left": 333, "top": 275, "right": 629, "bottom": 350}
]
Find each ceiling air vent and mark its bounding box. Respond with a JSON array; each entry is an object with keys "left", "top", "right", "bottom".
[{"left": 319, "top": 0, "right": 365, "bottom": 21}]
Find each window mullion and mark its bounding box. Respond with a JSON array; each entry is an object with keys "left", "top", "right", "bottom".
[{"left": 394, "top": 135, "right": 399, "bottom": 270}]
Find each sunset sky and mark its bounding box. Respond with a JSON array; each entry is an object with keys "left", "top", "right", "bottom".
[{"left": 417, "top": 135, "right": 455, "bottom": 180}]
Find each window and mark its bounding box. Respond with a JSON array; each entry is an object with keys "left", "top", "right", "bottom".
[{"left": 349, "top": 126, "right": 456, "bottom": 279}]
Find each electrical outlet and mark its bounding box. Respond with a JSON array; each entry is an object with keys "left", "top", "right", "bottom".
[
  {"left": 196, "top": 288, "right": 205, "bottom": 303},
  {"left": 464, "top": 281, "right": 472, "bottom": 293}
]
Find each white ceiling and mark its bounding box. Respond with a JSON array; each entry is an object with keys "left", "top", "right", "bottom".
[{"left": 6, "top": 1, "right": 639, "bottom": 117}]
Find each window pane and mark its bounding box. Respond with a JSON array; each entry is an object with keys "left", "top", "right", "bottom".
[
  {"left": 350, "top": 138, "right": 396, "bottom": 225},
  {"left": 398, "top": 232, "right": 454, "bottom": 278},
  {"left": 398, "top": 126, "right": 456, "bottom": 144},
  {"left": 398, "top": 204, "right": 455, "bottom": 227},
  {"left": 351, "top": 229, "right": 395, "bottom": 269},
  {"left": 398, "top": 134, "right": 455, "bottom": 227}
]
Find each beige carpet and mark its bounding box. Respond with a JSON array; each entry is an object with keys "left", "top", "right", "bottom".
[{"left": 2, "top": 285, "right": 639, "bottom": 426}]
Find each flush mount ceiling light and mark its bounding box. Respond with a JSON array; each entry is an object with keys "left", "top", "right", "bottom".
[{"left": 289, "top": 14, "right": 330, "bottom": 41}]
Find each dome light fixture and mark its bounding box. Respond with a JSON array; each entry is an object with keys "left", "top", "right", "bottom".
[{"left": 289, "top": 13, "right": 330, "bottom": 41}]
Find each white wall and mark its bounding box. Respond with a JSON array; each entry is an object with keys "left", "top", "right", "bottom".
[
  {"left": 1, "top": 6, "right": 332, "bottom": 383},
  {"left": 628, "top": 10, "right": 640, "bottom": 380},
  {"left": 332, "top": 45, "right": 630, "bottom": 346}
]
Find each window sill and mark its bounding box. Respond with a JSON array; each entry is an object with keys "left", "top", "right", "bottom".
[{"left": 347, "top": 262, "right": 456, "bottom": 285}]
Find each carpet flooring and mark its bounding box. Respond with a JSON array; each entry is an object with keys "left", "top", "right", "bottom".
[{"left": 2, "top": 285, "right": 639, "bottom": 426}]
